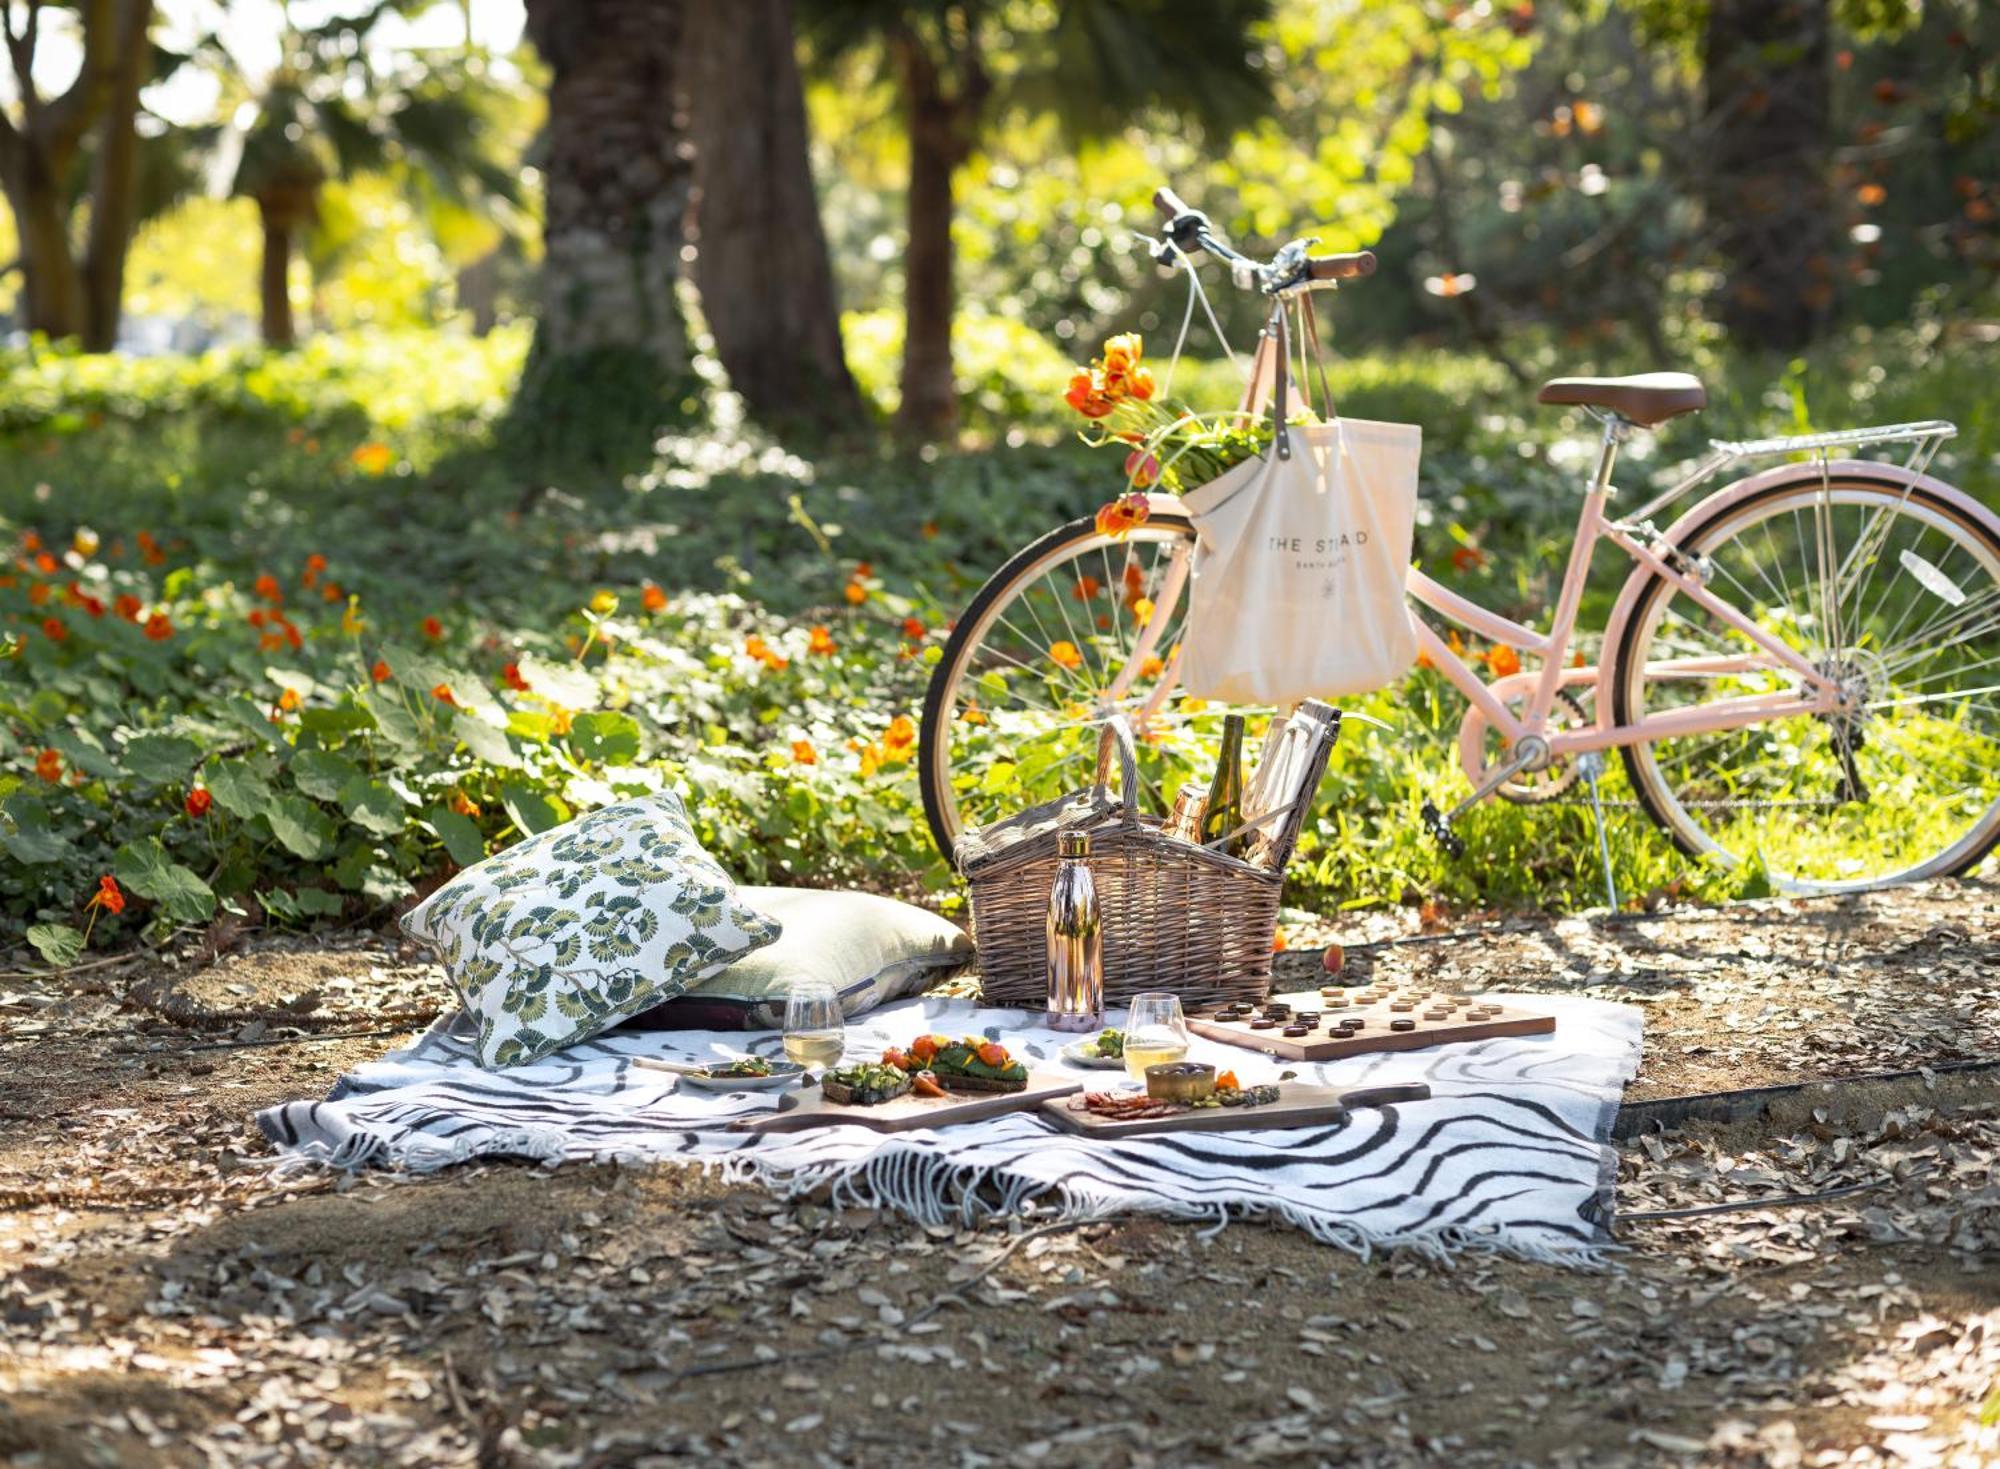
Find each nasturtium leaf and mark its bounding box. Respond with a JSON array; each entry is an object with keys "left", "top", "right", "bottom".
[
  {"left": 46, "top": 729, "right": 121, "bottom": 780},
  {"left": 263, "top": 887, "right": 345, "bottom": 921},
  {"left": 26, "top": 922, "right": 84, "bottom": 967},
  {"left": 455, "top": 712, "right": 523, "bottom": 769},
  {"left": 298, "top": 702, "right": 375, "bottom": 737},
  {"left": 568, "top": 711, "right": 642, "bottom": 765},
  {"left": 518, "top": 654, "right": 598, "bottom": 710},
  {"left": 290, "top": 749, "right": 362, "bottom": 802},
  {"left": 500, "top": 781, "right": 568, "bottom": 836},
  {"left": 121, "top": 734, "right": 200, "bottom": 784},
  {"left": 339, "top": 776, "right": 407, "bottom": 836},
  {"left": 360, "top": 685, "right": 423, "bottom": 752},
  {"left": 0, "top": 798, "right": 67, "bottom": 865},
  {"left": 113, "top": 837, "right": 217, "bottom": 925},
  {"left": 423, "top": 807, "right": 487, "bottom": 868},
  {"left": 207, "top": 762, "right": 275, "bottom": 820},
  {"left": 266, "top": 796, "right": 336, "bottom": 860}
]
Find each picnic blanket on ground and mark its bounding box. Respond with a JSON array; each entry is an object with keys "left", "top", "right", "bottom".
[{"left": 258, "top": 993, "right": 1641, "bottom": 1265}]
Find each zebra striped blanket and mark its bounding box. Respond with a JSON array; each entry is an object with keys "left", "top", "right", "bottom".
[{"left": 258, "top": 992, "right": 1640, "bottom": 1265}]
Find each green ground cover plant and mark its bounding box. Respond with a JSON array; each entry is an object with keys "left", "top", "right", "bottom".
[{"left": 1, "top": 321, "right": 1993, "bottom": 961}]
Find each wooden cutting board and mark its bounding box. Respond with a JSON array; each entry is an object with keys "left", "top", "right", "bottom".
[
  {"left": 1043, "top": 1082, "right": 1431, "bottom": 1139},
  {"left": 1185, "top": 987, "right": 1553, "bottom": 1062},
  {"left": 729, "top": 1069, "right": 1081, "bottom": 1134}
]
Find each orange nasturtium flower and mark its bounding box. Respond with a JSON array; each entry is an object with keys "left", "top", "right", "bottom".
[
  {"left": 502, "top": 660, "right": 530, "bottom": 692},
  {"left": 808, "top": 624, "right": 837, "bottom": 657},
  {"left": 449, "top": 790, "right": 481, "bottom": 817},
  {"left": 352, "top": 442, "right": 394, "bottom": 475},
  {"left": 1064, "top": 369, "right": 1116, "bottom": 419},
  {"left": 41, "top": 617, "right": 66, "bottom": 642},
  {"left": 323, "top": 581, "right": 344, "bottom": 603},
  {"left": 253, "top": 573, "right": 283, "bottom": 604},
  {"left": 549, "top": 704, "right": 575, "bottom": 737},
  {"left": 276, "top": 687, "right": 301, "bottom": 712},
  {"left": 340, "top": 597, "right": 364, "bottom": 635},
  {"left": 1049, "top": 640, "right": 1083, "bottom": 671},
  {"left": 87, "top": 875, "right": 125, "bottom": 915},
  {"left": 431, "top": 683, "right": 455, "bottom": 706},
  {"left": 20, "top": 531, "right": 41, "bottom": 553},
  {"left": 35, "top": 748, "right": 62, "bottom": 782},
  {"left": 114, "top": 594, "right": 143, "bottom": 622},
  {"left": 143, "top": 613, "right": 173, "bottom": 641},
  {"left": 304, "top": 553, "right": 328, "bottom": 575},
  {"left": 422, "top": 615, "right": 444, "bottom": 640},
  {"left": 1486, "top": 644, "right": 1523, "bottom": 678},
  {"left": 641, "top": 582, "right": 668, "bottom": 614},
  {"left": 791, "top": 739, "right": 817, "bottom": 766},
  {"left": 28, "top": 583, "right": 51, "bottom": 607},
  {"left": 901, "top": 617, "right": 926, "bottom": 640},
  {"left": 33, "top": 552, "right": 57, "bottom": 575},
  {"left": 137, "top": 530, "right": 165, "bottom": 565},
  {"left": 1272, "top": 928, "right": 1289, "bottom": 953},
  {"left": 185, "top": 787, "right": 212, "bottom": 819},
  {"left": 371, "top": 658, "right": 392, "bottom": 682},
  {"left": 1451, "top": 545, "right": 1488, "bottom": 573},
  {"left": 885, "top": 714, "right": 917, "bottom": 750},
  {"left": 1131, "top": 596, "right": 1155, "bottom": 627},
  {"left": 1139, "top": 653, "right": 1165, "bottom": 679},
  {"left": 1071, "top": 575, "right": 1101, "bottom": 602},
  {"left": 1094, "top": 493, "right": 1150, "bottom": 540},
  {"left": 843, "top": 579, "right": 867, "bottom": 606}
]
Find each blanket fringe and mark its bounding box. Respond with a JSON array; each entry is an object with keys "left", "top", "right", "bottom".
[{"left": 708, "top": 1146, "right": 1616, "bottom": 1271}]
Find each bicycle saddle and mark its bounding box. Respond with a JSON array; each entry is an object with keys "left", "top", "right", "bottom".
[{"left": 1536, "top": 372, "right": 1706, "bottom": 427}]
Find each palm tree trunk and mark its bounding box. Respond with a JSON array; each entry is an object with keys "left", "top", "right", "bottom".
[
  {"left": 892, "top": 33, "right": 982, "bottom": 441},
  {"left": 1702, "top": 0, "right": 1833, "bottom": 351},
  {"left": 686, "top": 0, "right": 861, "bottom": 434},
  {"left": 514, "top": 0, "right": 695, "bottom": 465},
  {"left": 80, "top": 0, "right": 153, "bottom": 352},
  {"left": 258, "top": 199, "right": 296, "bottom": 347}
]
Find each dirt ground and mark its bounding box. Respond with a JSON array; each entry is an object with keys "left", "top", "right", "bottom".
[{"left": 1, "top": 882, "right": 1995, "bottom": 1468}]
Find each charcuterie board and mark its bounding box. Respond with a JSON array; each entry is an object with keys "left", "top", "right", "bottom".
[
  {"left": 1186, "top": 987, "right": 1553, "bottom": 1062},
  {"left": 729, "top": 1069, "right": 1081, "bottom": 1134},
  {"left": 1043, "top": 1082, "right": 1430, "bottom": 1138}
]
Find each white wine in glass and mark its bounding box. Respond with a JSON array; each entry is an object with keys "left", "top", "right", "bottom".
[
  {"left": 783, "top": 979, "right": 845, "bottom": 1072},
  {"left": 1123, "top": 991, "right": 1190, "bottom": 1083}
]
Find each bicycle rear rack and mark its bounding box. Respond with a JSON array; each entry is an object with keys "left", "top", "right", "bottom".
[{"left": 1625, "top": 419, "right": 1958, "bottom": 526}]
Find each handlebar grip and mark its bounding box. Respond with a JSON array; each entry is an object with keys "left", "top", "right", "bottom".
[
  {"left": 1307, "top": 250, "right": 1377, "bottom": 282},
  {"left": 1154, "top": 186, "right": 1193, "bottom": 222}
]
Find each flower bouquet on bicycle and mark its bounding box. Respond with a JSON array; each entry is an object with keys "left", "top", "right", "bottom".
[{"left": 919, "top": 183, "right": 2000, "bottom": 904}]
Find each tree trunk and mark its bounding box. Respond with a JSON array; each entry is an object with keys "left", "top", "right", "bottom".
[
  {"left": 11, "top": 166, "right": 85, "bottom": 339},
  {"left": 513, "top": 0, "right": 695, "bottom": 467},
  {"left": 258, "top": 199, "right": 296, "bottom": 347},
  {"left": 893, "top": 35, "right": 979, "bottom": 441},
  {"left": 1702, "top": 0, "right": 1833, "bottom": 351},
  {"left": 685, "top": 0, "right": 861, "bottom": 434},
  {"left": 80, "top": 0, "right": 153, "bottom": 351}
]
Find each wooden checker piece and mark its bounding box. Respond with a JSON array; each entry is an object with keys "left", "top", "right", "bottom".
[{"left": 1187, "top": 988, "right": 1554, "bottom": 1061}]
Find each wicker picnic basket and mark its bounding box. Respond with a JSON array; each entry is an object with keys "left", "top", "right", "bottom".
[{"left": 957, "top": 716, "right": 1326, "bottom": 1010}]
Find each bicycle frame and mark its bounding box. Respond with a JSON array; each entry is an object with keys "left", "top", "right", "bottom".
[{"left": 1109, "top": 355, "right": 1962, "bottom": 800}]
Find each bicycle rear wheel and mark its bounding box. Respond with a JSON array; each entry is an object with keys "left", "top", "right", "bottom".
[
  {"left": 919, "top": 511, "right": 1241, "bottom": 863},
  {"left": 1612, "top": 471, "right": 2000, "bottom": 891}
]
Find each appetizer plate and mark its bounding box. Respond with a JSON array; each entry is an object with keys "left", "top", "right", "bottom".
[
  {"left": 731, "top": 1069, "right": 1081, "bottom": 1134},
  {"left": 1043, "top": 1081, "right": 1430, "bottom": 1138},
  {"left": 637, "top": 1058, "right": 804, "bottom": 1093},
  {"left": 1060, "top": 1041, "right": 1128, "bottom": 1071}
]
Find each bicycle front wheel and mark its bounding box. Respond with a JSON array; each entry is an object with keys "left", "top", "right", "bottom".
[
  {"left": 1613, "top": 470, "right": 2000, "bottom": 891},
  {"left": 919, "top": 510, "right": 1242, "bottom": 864}
]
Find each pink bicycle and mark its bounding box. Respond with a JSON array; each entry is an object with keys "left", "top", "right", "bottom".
[{"left": 919, "top": 187, "right": 2000, "bottom": 896}]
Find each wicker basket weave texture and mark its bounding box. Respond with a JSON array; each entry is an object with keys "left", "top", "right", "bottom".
[{"left": 959, "top": 719, "right": 1286, "bottom": 1010}]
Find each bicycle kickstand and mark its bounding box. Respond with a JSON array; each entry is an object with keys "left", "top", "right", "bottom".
[{"left": 1578, "top": 751, "right": 1620, "bottom": 912}]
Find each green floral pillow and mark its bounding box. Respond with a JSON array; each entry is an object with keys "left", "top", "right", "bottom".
[{"left": 402, "top": 795, "right": 781, "bottom": 1068}]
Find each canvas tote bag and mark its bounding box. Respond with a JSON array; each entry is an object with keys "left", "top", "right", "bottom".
[{"left": 1178, "top": 318, "right": 1421, "bottom": 705}]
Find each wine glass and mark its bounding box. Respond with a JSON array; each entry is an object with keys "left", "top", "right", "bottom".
[
  {"left": 1122, "top": 991, "right": 1190, "bottom": 1083},
  {"left": 783, "top": 978, "right": 845, "bottom": 1074}
]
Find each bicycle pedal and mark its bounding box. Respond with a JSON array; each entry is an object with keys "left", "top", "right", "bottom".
[{"left": 1420, "top": 799, "right": 1467, "bottom": 860}]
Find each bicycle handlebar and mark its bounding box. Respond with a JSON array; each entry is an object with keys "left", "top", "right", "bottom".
[{"left": 1152, "top": 184, "right": 1375, "bottom": 287}]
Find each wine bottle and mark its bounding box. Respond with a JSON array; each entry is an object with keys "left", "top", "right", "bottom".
[{"left": 1201, "top": 713, "right": 1247, "bottom": 856}]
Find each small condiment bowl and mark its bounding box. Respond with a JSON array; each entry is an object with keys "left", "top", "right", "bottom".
[{"left": 1144, "top": 1061, "right": 1216, "bottom": 1103}]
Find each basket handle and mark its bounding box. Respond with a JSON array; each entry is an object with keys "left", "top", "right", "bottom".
[{"left": 1092, "top": 714, "right": 1142, "bottom": 823}]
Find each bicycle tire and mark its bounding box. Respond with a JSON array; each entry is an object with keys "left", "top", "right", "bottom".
[
  {"left": 1610, "top": 469, "right": 2000, "bottom": 889},
  {"left": 919, "top": 508, "right": 1198, "bottom": 865}
]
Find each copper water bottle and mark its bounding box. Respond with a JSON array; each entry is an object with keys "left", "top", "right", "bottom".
[{"left": 1045, "top": 831, "right": 1104, "bottom": 1032}]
